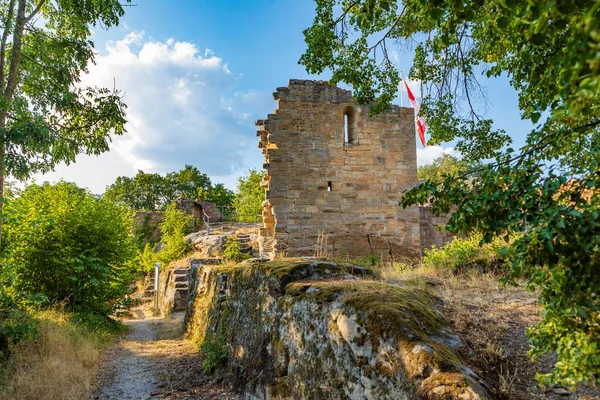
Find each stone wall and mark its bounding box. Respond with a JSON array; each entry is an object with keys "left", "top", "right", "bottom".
[
  {"left": 419, "top": 207, "right": 453, "bottom": 253},
  {"left": 175, "top": 198, "right": 223, "bottom": 230},
  {"left": 257, "top": 80, "right": 420, "bottom": 260},
  {"left": 133, "top": 211, "right": 164, "bottom": 246}
]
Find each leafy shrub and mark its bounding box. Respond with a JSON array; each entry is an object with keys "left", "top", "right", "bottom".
[
  {"left": 70, "top": 310, "right": 127, "bottom": 335},
  {"left": 223, "top": 236, "right": 250, "bottom": 263},
  {"left": 135, "top": 242, "right": 159, "bottom": 274},
  {"left": 422, "top": 234, "right": 511, "bottom": 273},
  {"left": 2, "top": 182, "right": 137, "bottom": 315},
  {"left": 0, "top": 269, "right": 41, "bottom": 360},
  {"left": 156, "top": 203, "right": 192, "bottom": 265},
  {"left": 200, "top": 334, "right": 228, "bottom": 373}
]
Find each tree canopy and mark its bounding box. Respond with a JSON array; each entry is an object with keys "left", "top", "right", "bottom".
[
  {"left": 233, "top": 169, "right": 264, "bottom": 222},
  {"left": 103, "top": 165, "right": 235, "bottom": 210},
  {"left": 302, "top": 0, "right": 600, "bottom": 388},
  {"left": 417, "top": 154, "right": 472, "bottom": 182},
  {"left": 0, "top": 0, "right": 131, "bottom": 244}
]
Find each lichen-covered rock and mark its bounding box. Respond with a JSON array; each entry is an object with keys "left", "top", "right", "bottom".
[
  {"left": 185, "top": 231, "right": 259, "bottom": 257},
  {"left": 185, "top": 262, "right": 490, "bottom": 400}
]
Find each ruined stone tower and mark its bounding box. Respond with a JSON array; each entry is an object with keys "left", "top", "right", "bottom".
[{"left": 257, "top": 79, "right": 421, "bottom": 259}]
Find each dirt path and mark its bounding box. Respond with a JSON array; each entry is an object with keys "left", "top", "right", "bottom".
[{"left": 94, "top": 307, "right": 239, "bottom": 400}]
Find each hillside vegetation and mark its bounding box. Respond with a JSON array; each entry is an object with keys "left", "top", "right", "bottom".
[{"left": 0, "top": 308, "right": 120, "bottom": 400}]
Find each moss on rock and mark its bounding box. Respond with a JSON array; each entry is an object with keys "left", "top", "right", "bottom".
[{"left": 184, "top": 261, "right": 489, "bottom": 399}]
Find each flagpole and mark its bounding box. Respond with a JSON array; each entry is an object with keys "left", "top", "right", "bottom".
[{"left": 399, "top": 70, "right": 404, "bottom": 107}]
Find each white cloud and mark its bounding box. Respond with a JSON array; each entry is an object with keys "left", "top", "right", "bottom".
[
  {"left": 32, "top": 33, "right": 271, "bottom": 193},
  {"left": 417, "top": 145, "right": 459, "bottom": 167}
]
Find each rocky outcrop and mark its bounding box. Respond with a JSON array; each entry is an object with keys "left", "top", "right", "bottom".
[
  {"left": 175, "top": 197, "right": 223, "bottom": 225},
  {"left": 185, "top": 231, "right": 259, "bottom": 257},
  {"left": 184, "top": 261, "right": 490, "bottom": 399}
]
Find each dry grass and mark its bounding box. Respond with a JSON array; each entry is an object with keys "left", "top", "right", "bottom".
[
  {"left": 381, "top": 263, "right": 548, "bottom": 399},
  {"left": 314, "top": 230, "right": 332, "bottom": 259},
  {"left": 0, "top": 309, "right": 111, "bottom": 400}
]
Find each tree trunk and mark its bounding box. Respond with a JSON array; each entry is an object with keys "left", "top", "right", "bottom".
[
  {"left": 0, "top": 0, "right": 26, "bottom": 247},
  {"left": 0, "top": 143, "right": 4, "bottom": 248}
]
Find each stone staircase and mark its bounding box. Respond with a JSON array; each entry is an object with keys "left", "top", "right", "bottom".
[
  {"left": 172, "top": 268, "right": 190, "bottom": 312},
  {"left": 143, "top": 276, "right": 156, "bottom": 300},
  {"left": 113, "top": 276, "right": 156, "bottom": 317},
  {"left": 236, "top": 234, "right": 252, "bottom": 255},
  {"left": 157, "top": 268, "right": 191, "bottom": 315}
]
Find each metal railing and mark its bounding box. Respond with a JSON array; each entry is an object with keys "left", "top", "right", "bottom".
[
  {"left": 217, "top": 206, "right": 262, "bottom": 224},
  {"left": 200, "top": 206, "right": 263, "bottom": 235}
]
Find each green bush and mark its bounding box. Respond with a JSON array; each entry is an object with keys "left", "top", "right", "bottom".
[
  {"left": 223, "top": 236, "right": 250, "bottom": 263},
  {"left": 156, "top": 203, "right": 192, "bottom": 265},
  {"left": 423, "top": 234, "right": 511, "bottom": 273},
  {"left": 2, "top": 181, "right": 137, "bottom": 315},
  {"left": 200, "top": 334, "right": 228, "bottom": 373},
  {"left": 135, "top": 243, "right": 158, "bottom": 274},
  {"left": 0, "top": 268, "right": 41, "bottom": 360}
]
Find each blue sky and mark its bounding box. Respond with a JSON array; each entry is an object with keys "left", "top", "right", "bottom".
[{"left": 33, "top": 0, "right": 534, "bottom": 194}]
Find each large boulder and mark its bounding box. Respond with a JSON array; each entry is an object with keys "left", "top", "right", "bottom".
[
  {"left": 185, "top": 231, "right": 228, "bottom": 256},
  {"left": 185, "top": 261, "right": 490, "bottom": 399},
  {"left": 185, "top": 231, "right": 259, "bottom": 257}
]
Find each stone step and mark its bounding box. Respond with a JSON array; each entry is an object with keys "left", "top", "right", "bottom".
[
  {"left": 174, "top": 268, "right": 189, "bottom": 275},
  {"left": 174, "top": 275, "right": 188, "bottom": 282},
  {"left": 175, "top": 282, "right": 189, "bottom": 289}
]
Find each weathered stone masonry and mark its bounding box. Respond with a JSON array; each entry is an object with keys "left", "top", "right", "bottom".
[{"left": 257, "top": 79, "right": 421, "bottom": 259}]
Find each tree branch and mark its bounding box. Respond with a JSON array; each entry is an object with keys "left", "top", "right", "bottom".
[
  {"left": 334, "top": 1, "right": 358, "bottom": 26},
  {"left": 458, "top": 119, "right": 600, "bottom": 180},
  {"left": 24, "top": 0, "right": 46, "bottom": 24},
  {"left": 368, "top": 6, "right": 406, "bottom": 54},
  {"left": 456, "top": 25, "right": 481, "bottom": 121}
]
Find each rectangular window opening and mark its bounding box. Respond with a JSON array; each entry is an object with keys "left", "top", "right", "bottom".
[
  {"left": 344, "top": 115, "right": 349, "bottom": 143},
  {"left": 327, "top": 181, "right": 333, "bottom": 191}
]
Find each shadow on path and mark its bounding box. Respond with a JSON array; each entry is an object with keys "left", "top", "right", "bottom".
[{"left": 93, "top": 307, "right": 239, "bottom": 400}]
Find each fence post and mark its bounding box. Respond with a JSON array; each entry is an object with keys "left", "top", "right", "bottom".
[{"left": 154, "top": 262, "right": 160, "bottom": 310}]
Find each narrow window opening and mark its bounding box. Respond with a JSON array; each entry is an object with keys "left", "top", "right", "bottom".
[
  {"left": 344, "top": 115, "right": 349, "bottom": 143},
  {"left": 343, "top": 106, "right": 355, "bottom": 144},
  {"left": 327, "top": 182, "right": 333, "bottom": 191}
]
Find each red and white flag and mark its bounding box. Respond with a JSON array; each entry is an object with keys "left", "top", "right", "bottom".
[{"left": 403, "top": 80, "right": 427, "bottom": 147}]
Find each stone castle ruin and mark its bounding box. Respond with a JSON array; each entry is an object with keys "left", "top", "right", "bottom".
[{"left": 257, "top": 79, "right": 433, "bottom": 260}]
